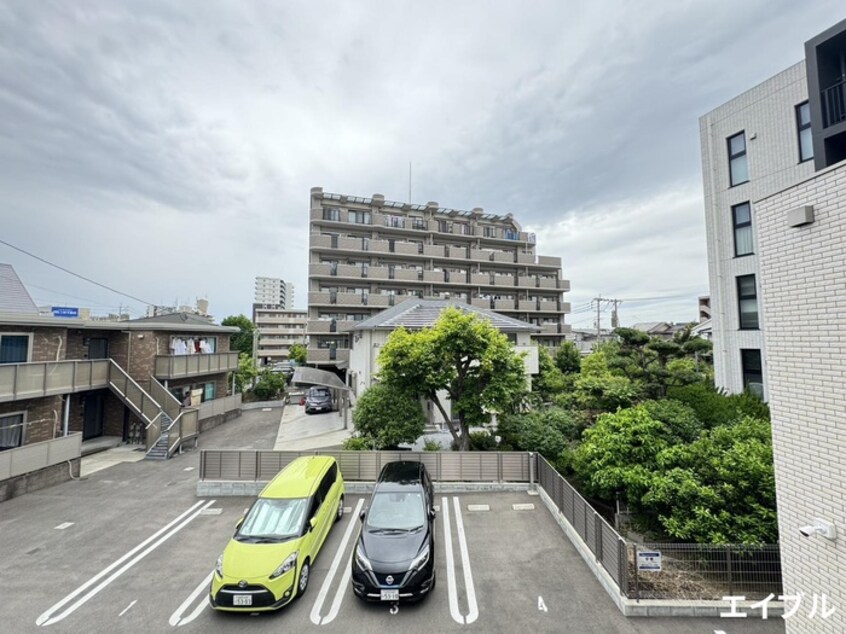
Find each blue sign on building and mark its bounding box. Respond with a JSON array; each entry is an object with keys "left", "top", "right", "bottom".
[{"left": 51, "top": 307, "right": 79, "bottom": 318}]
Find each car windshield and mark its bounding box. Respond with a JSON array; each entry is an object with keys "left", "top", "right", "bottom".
[
  {"left": 366, "top": 490, "right": 425, "bottom": 531},
  {"left": 309, "top": 388, "right": 330, "bottom": 399},
  {"left": 236, "top": 497, "right": 308, "bottom": 542}
]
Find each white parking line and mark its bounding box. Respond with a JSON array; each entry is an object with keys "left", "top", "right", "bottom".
[
  {"left": 119, "top": 600, "right": 137, "bottom": 617},
  {"left": 36, "top": 500, "right": 215, "bottom": 627},
  {"left": 309, "top": 498, "right": 365, "bottom": 625},
  {"left": 168, "top": 571, "right": 213, "bottom": 627},
  {"left": 442, "top": 496, "right": 463, "bottom": 625},
  {"left": 452, "top": 497, "right": 478, "bottom": 624}
]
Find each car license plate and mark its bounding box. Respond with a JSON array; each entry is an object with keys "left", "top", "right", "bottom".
[
  {"left": 380, "top": 589, "right": 399, "bottom": 601},
  {"left": 233, "top": 594, "right": 252, "bottom": 606}
]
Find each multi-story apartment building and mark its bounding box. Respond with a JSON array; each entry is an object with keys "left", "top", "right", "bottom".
[
  {"left": 306, "top": 187, "right": 570, "bottom": 369},
  {"left": 254, "top": 276, "right": 294, "bottom": 309},
  {"left": 701, "top": 18, "right": 846, "bottom": 634},
  {"left": 252, "top": 305, "right": 307, "bottom": 366},
  {"left": 700, "top": 62, "right": 815, "bottom": 400}
]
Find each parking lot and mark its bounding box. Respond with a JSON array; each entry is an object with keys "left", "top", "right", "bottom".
[{"left": 0, "top": 412, "right": 784, "bottom": 634}]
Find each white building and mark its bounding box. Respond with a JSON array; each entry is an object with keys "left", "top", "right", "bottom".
[
  {"left": 701, "top": 17, "right": 846, "bottom": 634},
  {"left": 252, "top": 305, "right": 307, "bottom": 366},
  {"left": 254, "top": 277, "right": 294, "bottom": 309},
  {"left": 347, "top": 299, "right": 539, "bottom": 427}
]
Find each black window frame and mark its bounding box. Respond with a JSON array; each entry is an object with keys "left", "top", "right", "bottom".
[
  {"left": 0, "top": 334, "right": 30, "bottom": 364},
  {"left": 796, "top": 101, "right": 813, "bottom": 163},
  {"left": 736, "top": 274, "right": 759, "bottom": 330},
  {"left": 732, "top": 201, "right": 754, "bottom": 257},
  {"left": 740, "top": 349, "right": 764, "bottom": 396},
  {"left": 727, "top": 131, "right": 749, "bottom": 187}
]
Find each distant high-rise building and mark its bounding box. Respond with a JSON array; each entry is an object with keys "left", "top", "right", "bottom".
[
  {"left": 254, "top": 277, "right": 294, "bottom": 309},
  {"left": 307, "top": 187, "right": 570, "bottom": 370}
]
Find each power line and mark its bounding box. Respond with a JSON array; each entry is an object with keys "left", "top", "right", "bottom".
[{"left": 0, "top": 238, "right": 153, "bottom": 306}]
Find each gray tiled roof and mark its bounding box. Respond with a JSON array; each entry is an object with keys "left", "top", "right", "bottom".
[
  {"left": 0, "top": 264, "right": 38, "bottom": 314},
  {"left": 351, "top": 299, "right": 540, "bottom": 332}
]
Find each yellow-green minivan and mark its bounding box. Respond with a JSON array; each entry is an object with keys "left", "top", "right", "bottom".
[{"left": 209, "top": 456, "right": 345, "bottom": 611}]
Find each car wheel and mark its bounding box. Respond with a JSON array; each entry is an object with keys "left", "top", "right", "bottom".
[
  {"left": 335, "top": 495, "right": 344, "bottom": 523},
  {"left": 297, "top": 560, "right": 311, "bottom": 597}
]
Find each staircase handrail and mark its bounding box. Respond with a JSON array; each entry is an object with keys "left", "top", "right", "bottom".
[{"left": 106, "top": 360, "right": 162, "bottom": 429}]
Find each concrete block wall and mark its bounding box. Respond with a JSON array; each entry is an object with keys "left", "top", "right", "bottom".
[
  {"left": 700, "top": 62, "right": 814, "bottom": 398},
  {"left": 755, "top": 163, "right": 846, "bottom": 634}
]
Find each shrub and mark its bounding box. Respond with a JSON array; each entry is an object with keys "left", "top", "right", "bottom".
[
  {"left": 641, "top": 399, "right": 702, "bottom": 443},
  {"left": 352, "top": 384, "right": 425, "bottom": 449},
  {"left": 342, "top": 436, "right": 373, "bottom": 451},
  {"left": 252, "top": 369, "right": 287, "bottom": 400},
  {"left": 423, "top": 439, "right": 443, "bottom": 452},
  {"left": 666, "top": 383, "right": 738, "bottom": 428},
  {"left": 469, "top": 431, "right": 498, "bottom": 451}
]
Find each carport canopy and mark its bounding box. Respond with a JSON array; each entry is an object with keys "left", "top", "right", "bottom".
[{"left": 291, "top": 367, "right": 351, "bottom": 391}]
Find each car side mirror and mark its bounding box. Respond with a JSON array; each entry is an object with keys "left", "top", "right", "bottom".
[
  {"left": 359, "top": 509, "right": 366, "bottom": 522},
  {"left": 429, "top": 507, "right": 436, "bottom": 520},
  {"left": 235, "top": 517, "right": 244, "bottom": 530},
  {"left": 309, "top": 517, "right": 317, "bottom": 532}
]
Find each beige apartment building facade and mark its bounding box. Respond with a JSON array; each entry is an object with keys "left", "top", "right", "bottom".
[
  {"left": 252, "top": 305, "right": 307, "bottom": 367},
  {"left": 306, "top": 187, "right": 570, "bottom": 368}
]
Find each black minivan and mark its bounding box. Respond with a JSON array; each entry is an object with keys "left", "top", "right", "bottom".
[{"left": 351, "top": 461, "right": 436, "bottom": 602}]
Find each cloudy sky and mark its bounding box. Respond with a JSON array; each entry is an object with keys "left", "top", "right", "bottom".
[{"left": 1, "top": 1, "right": 841, "bottom": 329}]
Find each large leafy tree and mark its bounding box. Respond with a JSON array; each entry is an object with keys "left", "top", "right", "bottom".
[
  {"left": 288, "top": 343, "right": 307, "bottom": 365},
  {"left": 352, "top": 384, "right": 425, "bottom": 449},
  {"left": 221, "top": 314, "right": 256, "bottom": 357},
  {"left": 377, "top": 307, "right": 528, "bottom": 450}
]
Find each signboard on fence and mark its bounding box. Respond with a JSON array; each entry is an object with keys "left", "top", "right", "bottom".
[{"left": 637, "top": 550, "right": 662, "bottom": 572}]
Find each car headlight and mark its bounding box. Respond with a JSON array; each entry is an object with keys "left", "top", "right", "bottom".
[
  {"left": 215, "top": 555, "right": 224, "bottom": 578},
  {"left": 269, "top": 552, "right": 298, "bottom": 579},
  {"left": 410, "top": 544, "right": 430, "bottom": 571},
  {"left": 355, "top": 544, "right": 372, "bottom": 571}
]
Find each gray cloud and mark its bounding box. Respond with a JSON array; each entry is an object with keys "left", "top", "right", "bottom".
[{"left": 0, "top": 0, "right": 842, "bottom": 324}]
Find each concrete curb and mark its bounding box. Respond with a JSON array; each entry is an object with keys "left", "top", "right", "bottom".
[
  {"left": 240, "top": 400, "right": 286, "bottom": 410},
  {"left": 537, "top": 487, "right": 784, "bottom": 618}
]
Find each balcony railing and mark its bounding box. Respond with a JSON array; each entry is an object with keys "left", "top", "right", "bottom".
[
  {"left": 0, "top": 360, "right": 110, "bottom": 403},
  {"left": 154, "top": 352, "right": 239, "bottom": 380},
  {"left": 0, "top": 433, "right": 82, "bottom": 481},
  {"left": 821, "top": 77, "right": 846, "bottom": 128}
]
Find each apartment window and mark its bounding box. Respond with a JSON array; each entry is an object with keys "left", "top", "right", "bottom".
[
  {"left": 483, "top": 226, "right": 497, "bottom": 238},
  {"left": 0, "top": 334, "right": 30, "bottom": 364},
  {"left": 349, "top": 210, "right": 371, "bottom": 225},
  {"left": 796, "top": 102, "right": 813, "bottom": 162},
  {"left": 385, "top": 215, "right": 404, "bottom": 228},
  {"left": 410, "top": 217, "right": 427, "bottom": 230},
  {"left": 740, "top": 349, "right": 764, "bottom": 398},
  {"left": 727, "top": 132, "right": 748, "bottom": 186},
  {"left": 0, "top": 413, "right": 24, "bottom": 450},
  {"left": 438, "top": 220, "right": 450, "bottom": 233},
  {"left": 322, "top": 207, "right": 340, "bottom": 221},
  {"left": 737, "top": 274, "right": 759, "bottom": 329},
  {"left": 732, "top": 202, "right": 753, "bottom": 256}
]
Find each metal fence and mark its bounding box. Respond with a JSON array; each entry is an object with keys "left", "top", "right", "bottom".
[
  {"left": 0, "top": 432, "right": 82, "bottom": 481},
  {"left": 199, "top": 449, "right": 533, "bottom": 483},
  {"left": 537, "top": 456, "right": 627, "bottom": 591},
  {"left": 627, "top": 542, "right": 782, "bottom": 601}
]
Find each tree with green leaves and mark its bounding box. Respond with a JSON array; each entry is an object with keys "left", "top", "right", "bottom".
[
  {"left": 252, "top": 368, "right": 287, "bottom": 400},
  {"left": 221, "top": 315, "right": 256, "bottom": 357},
  {"left": 573, "top": 350, "right": 640, "bottom": 414},
  {"left": 377, "top": 307, "right": 528, "bottom": 450},
  {"left": 288, "top": 343, "right": 307, "bottom": 365},
  {"left": 553, "top": 341, "right": 582, "bottom": 374},
  {"left": 233, "top": 352, "right": 258, "bottom": 393},
  {"left": 352, "top": 384, "right": 425, "bottom": 449}
]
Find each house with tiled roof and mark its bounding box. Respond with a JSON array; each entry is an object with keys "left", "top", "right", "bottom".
[{"left": 348, "top": 299, "right": 540, "bottom": 427}]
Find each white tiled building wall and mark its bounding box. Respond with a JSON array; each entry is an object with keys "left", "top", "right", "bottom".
[
  {"left": 755, "top": 164, "right": 846, "bottom": 634},
  {"left": 699, "top": 62, "right": 814, "bottom": 398}
]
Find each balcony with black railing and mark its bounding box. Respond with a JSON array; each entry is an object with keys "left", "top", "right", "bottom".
[{"left": 821, "top": 77, "right": 846, "bottom": 128}]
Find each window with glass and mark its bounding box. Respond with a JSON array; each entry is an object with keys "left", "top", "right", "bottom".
[
  {"left": 0, "top": 413, "right": 24, "bottom": 450},
  {"left": 727, "top": 131, "right": 748, "bottom": 186},
  {"left": 323, "top": 207, "right": 340, "bottom": 221},
  {"left": 796, "top": 101, "right": 813, "bottom": 162},
  {"left": 732, "top": 202, "right": 753, "bottom": 256},
  {"left": 0, "top": 334, "right": 30, "bottom": 364},
  {"left": 737, "top": 274, "right": 759, "bottom": 329},
  {"left": 740, "top": 349, "right": 764, "bottom": 398},
  {"left": 349, "top": 210, "right": 371, "bottom": 225},
  {"left": 483, "top": 225, "right": 497, "bottom": 238}
]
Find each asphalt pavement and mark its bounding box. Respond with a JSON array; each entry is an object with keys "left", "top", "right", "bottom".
[{"left": 0, "top": 408, "right": 785, "bottom": 634}]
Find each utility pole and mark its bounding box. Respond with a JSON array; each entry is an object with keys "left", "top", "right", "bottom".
[{"left": 593, "top": 296, "right": 624, "bottom": 339}]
